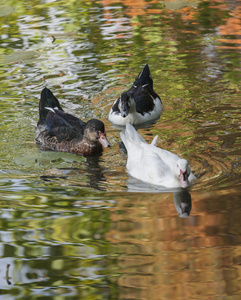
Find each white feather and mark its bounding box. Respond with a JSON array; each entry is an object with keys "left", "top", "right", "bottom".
[
  {"left": 45, "top": 107, "right": 56, "bottom": 113},
  {"left": 151, "top": 135, "right": 158, "bottom": 146},
  {"left": 121, "top": 123, "right": 196, "bottom": 188},
  {"left": 109, "top": 96, "right": 162, "bottom": 126}
]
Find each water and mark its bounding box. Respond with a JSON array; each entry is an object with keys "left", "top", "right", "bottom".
[{"left": 0, "top": 0, "right": 241, "bottom": 299}]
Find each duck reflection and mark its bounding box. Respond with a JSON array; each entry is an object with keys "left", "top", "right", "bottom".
[
  {"left": 127, "top": 177, "right": 192, "bottom": 217},
  {"left": 85, "top": 155, "right": 107, "bottom": 191},
  {"left": 40, "top": 153, "right": 107, "bottom": 191},
  {"left": 174, "top": 190, "right": 192, "bottom": 218}
]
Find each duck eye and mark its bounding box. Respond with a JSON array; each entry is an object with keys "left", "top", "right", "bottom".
[{"left": 98, "top": 130, "right": 105, "bottom": 138}]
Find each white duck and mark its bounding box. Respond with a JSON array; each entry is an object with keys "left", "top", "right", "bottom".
[
  {"left": 109, "top": 64, "right": 163, "bottom": 126},
  {"left": 120, "top": 123, "right": 196, "bottom": 189}
]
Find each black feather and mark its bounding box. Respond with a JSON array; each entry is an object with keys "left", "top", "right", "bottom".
[{"left": 38, "top": 87, "right": 63, "bottom": 125}]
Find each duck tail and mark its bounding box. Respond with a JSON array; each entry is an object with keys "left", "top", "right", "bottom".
[
  {"left": 133, "top": 64, "right": 153, "bottom": 88},
  {"left": 120, "top": 123, "right": 146, "bottom": 150},
  {"left": 151, "top": 135, "right": 158, "bottom": 146},
  {"left": 38, "top": 87, "right": 63, "bottom": 125}
]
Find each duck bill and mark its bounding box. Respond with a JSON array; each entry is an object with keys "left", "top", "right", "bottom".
[
  {"left": 121, "top": 110, "right": 128, "bottom": 118},
  {"left": 179, "top": 172, "right": 189, "bottom": 188},
  {"left": 180, "top": 202, "right": 189, "bottom": 215},
  {"left": 121, "top": 106, "right": 129, "bottom": 118},
  {"left": 99, "top": 133, "right": 111, "bottom": 148}
]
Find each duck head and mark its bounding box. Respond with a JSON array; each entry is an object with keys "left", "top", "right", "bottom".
[
  {"left": 84, "top": 119, "right": 111, "bottom": 148},
  {"left": 176, "top": 159, "right": 191, "bottom": 188},
  {"left": 118, "top": 92, "right": 134, "bottom": 118}
]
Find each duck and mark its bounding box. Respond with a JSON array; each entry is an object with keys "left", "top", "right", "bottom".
[
  {"left": 120, "top": 123, "right": 196, "bottom": 189},
  {"left": 108, "top": 64, "right": 163, "bottom": 126},
  {"left": 35, "top": 87, "right": 111, "bottom": 157}
]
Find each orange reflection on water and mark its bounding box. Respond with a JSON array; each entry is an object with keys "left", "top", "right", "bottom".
[
  {"left": 217, "top": 5, "right": 241, "bottom": 49},
  {"left": 218, "top": 6, "right": 241, "bottom": 36},
  {"left": 100, "top": 0, "right": 162, "bottom": 17},
  {"left": 105, "top": 188, "right": 241, "bottom": 299}
]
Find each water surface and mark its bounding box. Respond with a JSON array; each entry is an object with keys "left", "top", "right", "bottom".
[{"left": 0, "top": 0, "right": 241, "bottom": 299}]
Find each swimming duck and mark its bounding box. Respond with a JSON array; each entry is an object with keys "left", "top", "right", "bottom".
[
  {"left": 109, "top": 64, "right": 162, "bottom": 126},
  {"left": 120, "top": 123, "right": 195, "bottom": 189},
  {"left": 35, "top": 87, "right": 111, "bottom": 157}
]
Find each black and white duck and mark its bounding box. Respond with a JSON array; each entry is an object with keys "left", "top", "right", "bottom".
[{"left": 109, "top": 64, "right": 163, "bottom": 126}]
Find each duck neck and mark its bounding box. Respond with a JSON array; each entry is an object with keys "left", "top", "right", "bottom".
[{"left": 75, "top": 138, "right": 102, "bottom": 156}]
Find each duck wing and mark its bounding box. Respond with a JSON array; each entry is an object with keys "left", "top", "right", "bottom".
[
  {"left": 125, "top": 142, "right": 171, "bottom": 186},
  {"left": 128, "top": 85, "right": 155, "bottom": 115},
  {"left": 124, "top": 127, "right": 180, "bottom": 186},
  {"left": 37, "top": 87, "right": 86, "bottom": 142},
  {"left": 140, "top": 146, "right": 189, "bottom": 188},
  {"left": 143, "top": 150, "right": 168, "bottom": 180},
  {"left": 38, "top": 87, "right": 63, "bottom": 125},
  {"left": 120, "top": 123, "right": 167, "bottom": 183},
  {"left": 153, "top": 146, "right": 180, "bottom": 165},
  {"left": 46, "top": 109, "right": 86, "bottom": 142}
]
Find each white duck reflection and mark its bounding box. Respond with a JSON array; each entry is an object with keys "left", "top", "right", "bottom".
[
  {"left": 126, "top": 177, "right": 192, "bottom": 217},
  {"left": 174, "top": 190, "right": 192, "bottom": 218}
]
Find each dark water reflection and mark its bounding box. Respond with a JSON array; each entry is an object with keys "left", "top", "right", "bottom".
[{"left": 0, "top": 0, "right": 241, "bottom": 299}]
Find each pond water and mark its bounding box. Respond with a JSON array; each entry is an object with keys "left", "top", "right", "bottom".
[{"left": 0, "top": 0, "right": 241, "bottom": 299}]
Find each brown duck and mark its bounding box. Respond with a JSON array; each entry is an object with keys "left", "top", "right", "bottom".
[{"left": 35, "top": 88, "right": 111, "bottom": 156}]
